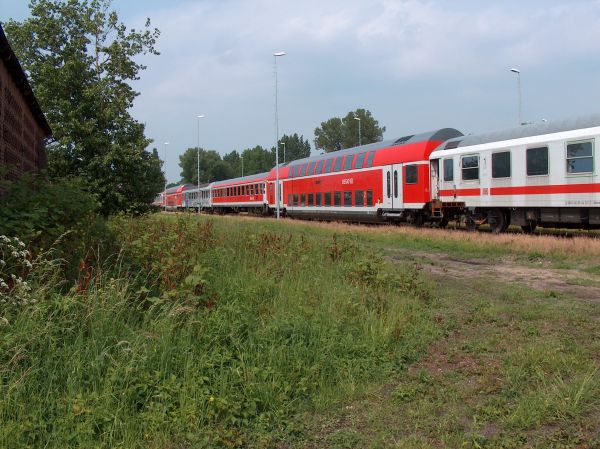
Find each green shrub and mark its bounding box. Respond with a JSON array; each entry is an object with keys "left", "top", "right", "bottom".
[{"left": 0, "top": 172, "right": 113, "bottom": 280}]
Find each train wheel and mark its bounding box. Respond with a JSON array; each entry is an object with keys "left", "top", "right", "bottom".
[
  {"left": 413, "top": 212, "right": 424, "bottom": 227},
  {"left": 501, "top": 210, "right": 511, "bottom": 233},
  {"left": 465, "top": 215, "right": 478, "bottom": 232},
  {"left": 488, "top": 209, "right": 506, "bottom": 234},
  {"left": 439, "top": 217, "right": 449, "bottom": 229},
  {"left": 521, "top": 222, "right": 537, "bottom": 234}
]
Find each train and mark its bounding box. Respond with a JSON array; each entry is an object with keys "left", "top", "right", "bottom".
[{"left": 155, "top": 113, "right": 600, "bottom": 233}]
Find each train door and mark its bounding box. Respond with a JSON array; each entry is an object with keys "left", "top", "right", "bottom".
[
  {"left": 430, "top": 159, "right": 440, "bottom": 200},
  {"left": 383, "top": 165, "right": 403, "bottom": 210}
]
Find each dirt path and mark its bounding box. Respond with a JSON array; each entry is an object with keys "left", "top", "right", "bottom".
[{"left": 387, "top": 250, "right": 600, "bottom": 301}]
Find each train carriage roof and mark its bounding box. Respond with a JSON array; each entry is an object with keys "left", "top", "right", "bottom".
[
  {"left": 286, "top": 128, "right": 463, "bottom": 168},
  {"left": 210, "top": 171, "right": 269, "bottom": 188},
  {"left": 433, "top": 113, "right": 600, "bottom": 153},
  {"left": 264, "top": 128, "right": 461, "bottom": 181}
]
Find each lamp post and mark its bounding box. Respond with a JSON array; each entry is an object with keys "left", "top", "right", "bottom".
[
  {"left": 510, "top": 68, "right": 522, "bottom": 126},
  {"left": 241, "top": 154, "right": 244, "bottom": 176},
  {"left": 354, "top": 116, "right": 362, "bottom": 146},
  {"left": 196, "top": 114, "right": 205, "bottom": 214},
  {"left": 163, "top": 141, "right": 169, "bottom": 212},
  {"left": 274, "top": 51, "right": 286, "bottom": 219},
  {"left": 280, "top": 141, "right": 286, "bottom": 163}
]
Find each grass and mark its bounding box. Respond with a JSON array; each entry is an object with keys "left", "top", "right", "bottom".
[{"left": 2, "top": 213, "right": 600, "bottom": 448}]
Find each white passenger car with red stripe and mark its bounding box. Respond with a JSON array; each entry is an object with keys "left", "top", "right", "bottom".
[{"left": 429, "top": 114, "right": 600, "bottom": 232}]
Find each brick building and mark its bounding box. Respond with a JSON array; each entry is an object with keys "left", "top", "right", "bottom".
[{"left": 0, "top": 24, "right": 51, "bottom": 181}]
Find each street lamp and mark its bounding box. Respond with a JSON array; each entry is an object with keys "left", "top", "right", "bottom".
[
  {"left": 274, "top": 51, "right": 286, "bottom": 219},
  {"left": 354, "top": 116, "right": 362, "bottom": 146},
  {"left": 510, "top": 68, "right": 522, "bottom": 126},
  {"left": 280, "top": 141, "right": 286, "bottom": 163},
  {"left": 241, "top": 154, "right": 244, "bottom": 176},
  {"left": 163, "top": 141, "right": 169, "bottom": 212},
  {"left": 196, "top": 114, "right": 205, "bottom": 214}
]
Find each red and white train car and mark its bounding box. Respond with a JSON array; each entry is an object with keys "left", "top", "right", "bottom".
[
  {"left": 430, "top": 114, "right": 600, "bottom": 232},
  {"left": 266, "top": 128, "right": 463, "bottom": 223},
  {"left": 162, "top": 184, "right": 195, "bottom": 210},
  {"left": 210, "top": 172, "right": 269, "bottom": 214}
]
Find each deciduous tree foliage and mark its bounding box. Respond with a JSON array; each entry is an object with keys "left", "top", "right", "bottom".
[
  {"left": 279, "top": 133, "right": 311, "bottom": 163},
  {"left": 180, "top": 136, "right": 310, "bottom": 185},
  {"left": 314, "top": 109, "right": 386, "bottom": 153},
  {"left": 5, "top": 0, "right": 164, "bottom": 215},
  {"left": 179, "top": 148, "right": 234, "bottom": 184}
]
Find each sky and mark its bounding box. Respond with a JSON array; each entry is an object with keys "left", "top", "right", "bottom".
[{"left": 3, "top": 0, "right": 600, "bottom": 182}]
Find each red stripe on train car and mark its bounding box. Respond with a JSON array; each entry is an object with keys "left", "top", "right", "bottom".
[{"left": 439, "top": 188, "right": 481, "bottom": 196}]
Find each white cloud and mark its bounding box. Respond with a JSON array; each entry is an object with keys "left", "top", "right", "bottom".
[{"left": 123, "top": 0, "right": 600, "bottom": 181}]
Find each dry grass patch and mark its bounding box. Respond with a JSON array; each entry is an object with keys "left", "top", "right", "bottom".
[{"left": 208, "top": 214, "right": 600, "bottom": 261}]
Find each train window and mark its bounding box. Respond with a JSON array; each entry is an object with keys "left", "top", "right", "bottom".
[
  {"left": 333, "top": 157, "right": 343, "bottom": 172},
  {"left": 443, "top": 158, "right": 454, "bottom": 182},
  {"left": 492, "top": 151, "right": 511, "bottom": 178},
  {"left": 344, "top": 155, "right": 354, "bottom": 171},
  {"left": 308, "top": 161, "right": 316, "bottom": 175},
  {"left": 316, "top": 192, "right": 322, "bottom": 206},
  {"left": 355, "top": 153, "right": 366, "bottom": 169},
  {"left": 316, "top": 160, "right": 324, "bottom": 174},
  {"left": 365, "top": 151, "right": 376, "bottom": 168},
  {"left": 298, "top": 164, "right": 305, "bottom": 176},
  {"left": 405, "top": 165, "right": 418, "bottom": 184},
  {"left": 566, "top": 140, "right": 594, "bottom": 174},
  {"left": 307, "top": 193, "right": 314, "bottom": 206},
  {"left": 344, "top": 191, "right": 352, "bottom": 206},
  {"left": 325, "top": 159, "right": 333, "bottom": 173},
  {"left": 526, "top": 147, "right": 548, "bottom": 176},
  {"left": 355, "top": 190, "right": 364, "bottom": 206},
  {"left": 324, "top": 192, "right": 332, "bottom": 206},
  {"left": 334, "top": 192, "right": 341, "bottom": 206},
  {"left": 461, "top": 155, "right": 479, "bottom": 181},
  {"left": 386, "top": 172, "right": 391, "bottom": 198},
  {"left": 293, "top": 194, "right": 298, "bottom": 206},
  {"left": 300, "top": 193, "right": 306, "bottom": 206},
  {"left": 394, "top": 170, "right": 398, "bottom": 197}
]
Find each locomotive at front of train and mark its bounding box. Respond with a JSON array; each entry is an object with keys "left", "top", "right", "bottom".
[{"left": 266, "top": 128, "right": 463, "bottom": 223}]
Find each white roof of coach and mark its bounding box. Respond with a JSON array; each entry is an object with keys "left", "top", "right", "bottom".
[{"left": 433, "top": 113, "right": 600, "bottom": 154}]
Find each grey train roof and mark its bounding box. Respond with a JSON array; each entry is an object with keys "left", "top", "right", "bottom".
[
  {"left": 288, "top": 128, "right": 463, "bottom": 168},
  {"left": 211, "top": 171, "right": 269, "bottom": 187},
  {"left": 434, "top": 113, "right": 600, "bottom": 152}
]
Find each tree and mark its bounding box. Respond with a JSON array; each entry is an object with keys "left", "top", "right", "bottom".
[
  {"left": 179, "top": 148, "right": 234, "bottom": 184},
  {"left": 314, "top": 117, "right": 344, "bottom": 153},
  {"left": 279, "top": 133, "right": 311, "bottom": 163},
  {"left": 5, "top": 0, "right": 163, "bottom": 215},
  {"left": 223, "top": 150, "right": 242, "bottom": 177},
  {"left": 240, "top": 146, "right": 275, "bottom": 176},
  {"left": 314, "top": 109, "right": 386, "bottom": 153}
]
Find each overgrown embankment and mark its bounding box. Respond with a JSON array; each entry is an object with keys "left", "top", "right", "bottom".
[{"left": 0, "top": 214, "right": 442, "bottom": 448}]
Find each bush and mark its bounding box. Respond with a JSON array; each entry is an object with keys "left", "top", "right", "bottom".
[{"left": 0, "top": 172, "right": 112, "bottom": 280}]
